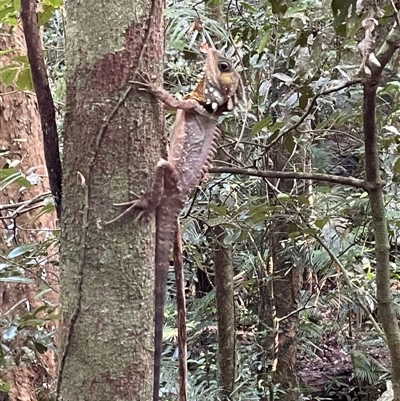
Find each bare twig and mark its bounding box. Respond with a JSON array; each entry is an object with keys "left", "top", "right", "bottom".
[
  {"left": 0, "top": 192, "right": 51, "bottom": 211},
  {"left": 208, "top": 166, "right": 368, "bottom": 189}
]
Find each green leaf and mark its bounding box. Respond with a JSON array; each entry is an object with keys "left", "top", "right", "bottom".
[
  {"left": 251, "top": 116, "right": 272, "bottom": 135},
  {"left": 8, "top": 243, "right": 37, "bottom": 258},
  {"left": 0, "top": 379, "right": 11, "bottom": 393},
  {"left": 0, "top": 49, "right": 14, "bottom": 56},
  {"left": 0, "top": 5, "right": 14, "bottom": 22},
  {"left": 205, "top": 203, "right": 228, "bottom": 216},
  {"left": 44, "top": 0, "right": 63, "bottom": 5},
  {"left": 315, "top": 186, "right": 332, "bottom": 193},
  {"left": 33, "top": 341, "right": 48, "bottom": 354},
  {"left": 257, "top": 31, "right": 270, "bottom": 53},
  {"left": 35, "top": 287, "right": 53, "bottom": 299},
  {"left": 393, "top": 157, "right": 400, "bottom": 177},
  {"left": 315, "top": 218, "right": 329, "bottom": 229},
  {"left": 299, "top": 86, "right": 313, "bottom": 110},
  {"left": 16, "top": 66, "right": 34, "bottom": 91},
  {"left": 332, "top": 0, "right": 356, "bottom": 37},
  {"left": 13, "top": 0, "right": 20, "bottom": 11},
  {"left": 277, "top": 193, "right": 291, "bottom": 202},
  {"left": 28, "top": 203, "right": 56, "bottom": 225},
  {"left": 0, "top": 167, "right": 21, "bottom": 180},
  {"left": 38, "top": 4, "right": 55, "bottom": 26},
  {"left": 269, "top": 0, "right": 287, "bottom": 14},
  {"left": 0, "top": 276, "right": 34, "bottom": 284},
  {"left": 284, "top": 132, "right": 295, "bottom": 153},
  {"left": 0, "top": 168, "right": 32, "bottom": 191},
  {"left": 224, "top": 229, "right": 241, "bottom": 245},
  {"left": 12, "top": 55, "right": 29, "bottom": 64},
  {"left": 0, "top": 65, "right": 18, "bottom": 87},
  {"left": 207, "top": 217, "right": 226, "bottom": 227}
]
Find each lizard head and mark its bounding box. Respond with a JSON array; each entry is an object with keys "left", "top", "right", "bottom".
[{"left": 193, "top": 49, "right": 246, "bottom": 114}]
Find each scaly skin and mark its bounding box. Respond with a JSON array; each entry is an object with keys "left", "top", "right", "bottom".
[{"left": 109, "top": 49, "right": 245, "bottom": 401}]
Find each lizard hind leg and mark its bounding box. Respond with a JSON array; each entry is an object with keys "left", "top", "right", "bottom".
[
  {"left": 105, "top": 159, "right": 176, "bottom": 225},
  {"left": 105, "top": 193, "right": 149, "bottom": 225}
]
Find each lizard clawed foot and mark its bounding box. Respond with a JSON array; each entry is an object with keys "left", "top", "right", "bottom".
[
  {"left": 104, "top": 194, "right": 147, "bottom": 225},
  {"left": 112, "top": 191, "right": 141, "bottom": 207},
  {"left": 130, "top": 73, "right": 159, "bottom": 92}
]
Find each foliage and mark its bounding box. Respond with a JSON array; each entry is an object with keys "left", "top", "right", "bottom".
[
  {"left": 161, "top": 0, "right": 400, "bottom": 399},
  {"left": 0, "top": 166, "right": 58, "bottom": 398}
]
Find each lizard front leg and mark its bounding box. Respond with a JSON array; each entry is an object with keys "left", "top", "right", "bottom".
[
  {"left": 132, "top": 81, "right": 208, "bottom": 115},
  {"left": 106, "top": 159, "right": 178, "bottom": 224}
]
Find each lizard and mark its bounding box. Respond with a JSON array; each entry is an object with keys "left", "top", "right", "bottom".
[{"left": 107, "top": 48, "right": 245, "bottom": 401}]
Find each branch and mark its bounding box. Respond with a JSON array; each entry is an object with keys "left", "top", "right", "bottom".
[
  {"left": 20, "top": 0, "right": 62, "bottom": 219},
  {"left": 0, "top": 192, "right": 52, "bottom": 219},
  {"left": 264, "top": 79, "right": 362, "bottom": 152},
  {"left": 0, "top": 192, "right": 51, "bottom": 211},
  {"left": 376, "top": 30, "right": 400, "bottom": 73},
  {"left": 374, "top": 11, "right": 400, "bottom": 74},
  {"left": 208, "top": 167, "right": 367, "bottom": 189}
]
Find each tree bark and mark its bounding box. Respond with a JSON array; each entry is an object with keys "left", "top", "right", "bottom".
[
  {"left": 0, "top": 24, "right": 58, "bottom": 401},
  {"left": 20, "top": 0, "right": 62, "bottom": 217},
  {"left": 361, "top": 18, "right": 400, "bottom": 401},
  {"left": 58, "top": 0, "right": 164, "bottom": 400},
  {"left": 214, "top": 226, "right": 236, "bottom": 400},
  {"left": 257, "top": 140, "right": 302, "bottom": 401}
]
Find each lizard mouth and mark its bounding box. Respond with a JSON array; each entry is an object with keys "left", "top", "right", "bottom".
[
  {"left": 202, "top": 98, "right": 233, "bottom": 115},
  {"left": 203, "top": 103, "right": 215, "bottom": 113}
]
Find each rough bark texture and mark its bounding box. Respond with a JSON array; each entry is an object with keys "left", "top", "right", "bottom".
[
  {"left": 214, "top": 226, "right": 236, "bottom": 400},
  {"left": 58, "top": 0, "right": 164, "bottom": 400},
  {"left": 0, "top": 25, "right": 58, "bottom": 401},
  {"left": 268, "top": 218, "right": 302, "bottom": 400},
  {"left": 258, "top": 144, "right": 302, "bottom": 401}
]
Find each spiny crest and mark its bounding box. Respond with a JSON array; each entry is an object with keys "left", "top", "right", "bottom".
[{"left": 201, "top": 137, "right": 219, "bottom": 175}]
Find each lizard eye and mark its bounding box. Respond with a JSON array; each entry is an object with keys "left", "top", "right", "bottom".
[{"left": 218, "top": 61, "right": 232, "bottom": 72}]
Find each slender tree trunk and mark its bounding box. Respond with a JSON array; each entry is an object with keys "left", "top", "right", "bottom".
[
  {"left": 258, "top": 146, "right": 302, "bottom": 401},
  {"left": 214, "top": 226, "right": 236, "bottom": 400},
  {"left": 203, "top": 4, "right": 237, "bottom": 396},
  {"left": 0, "top": 24, "right": 58, "bottom": 401},
  {"left": 268, "top": 218, "right": 302, "bottom": 399},
  {"left": 58, "top": 0, "right": 164, "bottom": 399},
  {"left": 364, "top": 53, "right": 400, "bottom": 401}
]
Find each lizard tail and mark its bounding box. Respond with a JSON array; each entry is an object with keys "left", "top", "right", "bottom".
[
  {"left": 153, "top": 207, "right": 180, "bottom": 401},
  {"left": 174, "top": 223, "right": 188, "bottom": 401}
]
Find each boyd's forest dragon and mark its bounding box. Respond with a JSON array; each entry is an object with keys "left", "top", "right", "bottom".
[{"left": 109, "top": 48, "right": 245, "bottom": 401}]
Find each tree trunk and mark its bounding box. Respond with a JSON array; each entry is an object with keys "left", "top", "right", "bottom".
[
  {"left": 258, "top": 145, "right": 302, "bottom": 401},
  {"left": 202, "top": 4, "right": 237, "bottom": 396},
  {"left": 363, "top": 23, "right": 400, "bottom": 400},
  {"left": 214, "top": 226, "right": 236, "bottom": 400},
  {"left": 58, "top": 0, "right": 164, "bottom": 400},
  {"left": 0, "top": 25, "right": 58, "bottom": 401},
  {"left": 268, "top": 218, "right": 302, "bottom": 400}
]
